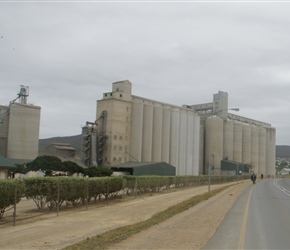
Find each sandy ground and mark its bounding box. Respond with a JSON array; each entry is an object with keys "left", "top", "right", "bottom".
[
  {"left": 0, "top": 181, "right": 251, "bottom": 250},
  {"left": 108, "top": 181, "right": 251, "bottom": 250}
]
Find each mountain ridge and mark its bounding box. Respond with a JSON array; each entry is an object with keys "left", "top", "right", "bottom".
[{"left": 39, "top": 135, "right": 290, "bottom": 159}]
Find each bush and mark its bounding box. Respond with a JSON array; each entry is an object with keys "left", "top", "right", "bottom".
[{"left": 0, "top": 179, "right": 25, "bottom": 220}]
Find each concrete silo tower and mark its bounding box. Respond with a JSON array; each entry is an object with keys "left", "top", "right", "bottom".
[{"left": 0, "top": 86, "right": 41, "bottom": 161}]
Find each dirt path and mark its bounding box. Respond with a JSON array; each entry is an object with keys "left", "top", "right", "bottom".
[
  {"left": 107, "top": 181, "right": 251, "bottom": 250},
  {"left": 0, "top": 181, "right": 250, "bottom": 250}
]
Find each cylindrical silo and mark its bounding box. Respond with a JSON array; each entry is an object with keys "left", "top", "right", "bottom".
[
  {"left": 251, "top": 125, "right": 259, "bottom": 174},
  {"left": 185, "top": 114, "right": 193, "bottom": 175},
  {"left": 178, "top": 112, "right": 187, "bottom": 175},
  {"left": 142, "top": 105, "right": 153, "bottom": 161},
  {"left": 266, "top": 128, "right": 276, "bottom": 178},
  {"left": 152, "top": 107, "right": 162, "bottom": 162},
  {"left": 258, "top": 127, "right": 266, "bottom": 177},
  {"left": 233, "top": 121, "right": 242, "bottom": 163},
  {"left": 161, "top": 108, "right": 170, "bottom": 163},
  {"left": 192, "top": 115, "right": 200, "bottom": 176},
  {"left": 199, "top": 124, "right": 204, "bottom": 175},
  {"left": 242, "top": 123, "right": 251, "bottom": 165},
  {"left": 170, "top": 110, "right": 180, "bottom": 172},
  {"left": 205, "top": 116, "right": 223, "bottom": 175},
  {"left": 130, "top": 103, "right": 143, "bottom": 161},
  {"left": 223, "top": 119, "right": 234, "bottom": 161},
  {"left": 7, "top": 103, "right": 41, "bottom": 160}
]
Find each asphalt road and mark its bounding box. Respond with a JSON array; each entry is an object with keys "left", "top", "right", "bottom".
[{"left": 204, "top": 178, "right": 290, "bottom": 250}]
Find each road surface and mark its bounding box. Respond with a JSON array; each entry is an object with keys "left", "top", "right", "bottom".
[{"left": 204, "top": 178, "right": 290, "bottom": 249}]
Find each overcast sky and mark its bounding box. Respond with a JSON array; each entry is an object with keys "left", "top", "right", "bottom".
[{"left": 1, "top": 1, "right": 289, "bottom": 145}]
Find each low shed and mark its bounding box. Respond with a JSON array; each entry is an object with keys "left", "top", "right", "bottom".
[
  {"left": 0, "top": 154, "right": 17, "bottom": 179},
  {"left": 111, "top": 161, "right": 176, "bottom": 176},
  {"left": 221, "top": 160, "right": 250, "bottom": 175}
]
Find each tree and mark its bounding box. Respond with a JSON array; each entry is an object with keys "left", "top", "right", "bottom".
[
  {"left": 83, "top": 167, "right": 113, "bottom": 177},
  {"left": 62, "top": 161, "right": 84, "bottom": 176},
  {"left": 15, "top": 164, "right": 30, "bottom": 174},
  {"left": 27, "top": 155, "right": 64, "bottom": 176}
]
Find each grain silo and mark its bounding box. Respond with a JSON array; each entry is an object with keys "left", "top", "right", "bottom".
[
  {"left": 178, "top": 112, "right": 187, "bottom": 175},
  {"left": 142, "top": 105, "right": 153, "bottom": 161},
  {"left": 199, "top": 124, "right": 204, "bottom": 174},
  {"left": 258, "top": 127, "right": 266, "bottom": 176},
  {"left": 266, "top": 128, "right": 276, "bottom": 177},
  {"left": 233, "top": 121, "right": 242, "bottom": 163},
  {"left": 192, "top": 115, "right": 200, "bottom": 175},
  {"left": 152, "top": 107, "right": 163, "bottom": 162},
  {"left": 223, "top": 119, "right": 234, "bottom": 161},
  {"left": 161, "top": 109, "right": 170, "bottom": 163},
  {"left": 205, "top": 116, "right": 223, "bottom": 174},
  {"left": 242, "top": 123, "right": 251, "bottom": 165},
  {"left": 169, "top": 109, "right": 180, "bottom": 171},
  {"left": 130, "top": 102, "right": 143, "bottom": 161},
  {"left": 251, "top": 125, "right": 259, "bottom": 174},
  {"left": 185, "top": 114, "right": 194, "bottom": 175},
  {"left": 7, "top": 103, "right": 41, "bottom": 160}
]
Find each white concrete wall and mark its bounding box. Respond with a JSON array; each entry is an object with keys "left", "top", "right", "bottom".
[{"left": 0, "top": 169, "right": 8, "bottom": 179}]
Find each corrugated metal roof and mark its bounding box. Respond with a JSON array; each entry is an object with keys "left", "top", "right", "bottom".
[
  {"left": 54, "top": 145, "right": 75, "bottom": 150},
  {"left": 113, "top": 161, "right": 163, "bottom": 168},
  {"left": 0, "top": 154, "right": 17, "bottom": 169},
  {"left": 111, "top": 161, "right": 176, "bottom": 176}
]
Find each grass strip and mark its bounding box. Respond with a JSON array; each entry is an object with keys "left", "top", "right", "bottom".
[{"left": 63, "top": 185, "right": 233, "bottom": 250}]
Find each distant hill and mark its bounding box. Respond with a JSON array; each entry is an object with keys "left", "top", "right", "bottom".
[
  {"left": 39, "top": 135, "right": 290, "bottom": 159},
  {"left": 276, "top": 145, "right": 290, "bottom": 159},
  {"left": 39, "top": 134, "right": 82, "bottom": 157}
]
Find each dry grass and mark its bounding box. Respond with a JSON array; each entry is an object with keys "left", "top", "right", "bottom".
[{"left": 62, "top": 185, "right": 233, "bottom": 250}]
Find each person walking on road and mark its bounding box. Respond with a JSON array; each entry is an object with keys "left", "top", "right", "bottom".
[{"left": 251, "top": 173, "right": 257, "bottom": 184}]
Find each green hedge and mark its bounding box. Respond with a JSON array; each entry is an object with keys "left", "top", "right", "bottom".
[
  {"left": 0, "top": 175, "right": 243, "bottom": 219},
  {"left": 0, "top": 179, "right": 25, "bottom": 219}
]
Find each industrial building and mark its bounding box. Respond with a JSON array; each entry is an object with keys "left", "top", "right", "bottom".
[
  {"left": 81, "top": 80, "right": 276, "bottom": 177},
  {"left": 82, "top": 80, "right": 200, "bottom": 175},
  {"left": 0, "top": 86, "right": 41, "bottom": 177},
  {"left": 184, "top": 91, "right": 276, "bottom": 177}
]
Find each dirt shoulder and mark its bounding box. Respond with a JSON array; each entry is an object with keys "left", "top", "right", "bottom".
[
  {"left": 0, "top": 181, "right": 250, "bottom": 250},
  {"left": 108, "top": 181, "right": 251, "bottom": 250}
]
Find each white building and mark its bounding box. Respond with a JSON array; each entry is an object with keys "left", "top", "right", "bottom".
[
  {"left": 0, "top": 86, "right": 41, "bottom": 163},
  {"left": 82, "top": 80, "right": 200, "bottom": 176}
]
